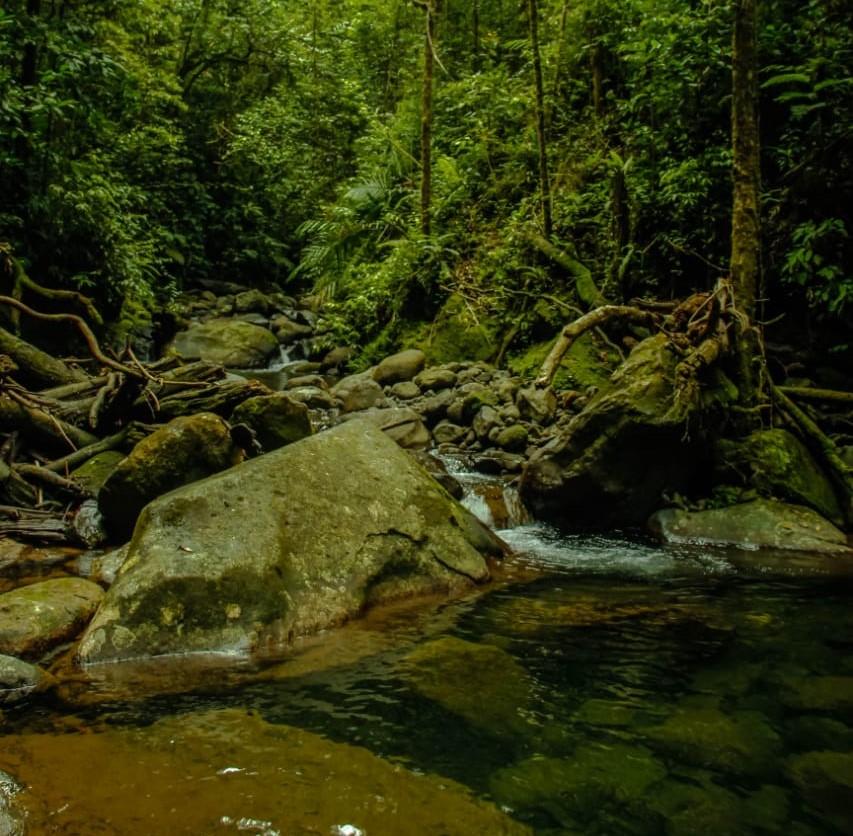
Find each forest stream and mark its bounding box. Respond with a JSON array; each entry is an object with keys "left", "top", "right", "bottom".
[{"left": 1, "top": 466, "right": 851, "bottom": 836}]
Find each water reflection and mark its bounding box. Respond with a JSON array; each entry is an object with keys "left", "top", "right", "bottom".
[{"left": 1, "top": 528, "right": 852, "bottom": 835}]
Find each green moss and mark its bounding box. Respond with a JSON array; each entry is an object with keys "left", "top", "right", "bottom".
[{"left": 508, "top": 330, "right": 617, "bottom": 390}]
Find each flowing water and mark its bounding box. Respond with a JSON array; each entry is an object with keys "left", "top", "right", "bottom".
[{"left": 1, "top": 483, "right": 852, "bottom": 835}]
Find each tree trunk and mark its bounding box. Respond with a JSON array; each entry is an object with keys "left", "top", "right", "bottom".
[
  {"left": 419, "top": 0, "right": 437, "bottom": 237},
  {"left": 528, "top": 0, "right": 553, "bottom": 238},
  {"left": 730, "top": 0, "right": 762, "bottom": 407}
]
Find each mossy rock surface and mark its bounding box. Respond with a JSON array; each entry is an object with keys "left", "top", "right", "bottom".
[
  {"left": 508, "top": 330, "right": 617, "bottom": 391},
  {"left": 715, "top": 428, "right": 843, "bottom": 524},
  {"left": 785, "top": 750, "right": 853, "bottom": 833},
  {"left": 399, "top": 635, "right": 532, "bottom": 737},
  {"left": 0, "top": 578, "right": 104, "bottom": 660},
  {"left": 78, "top": 420, "right": 499, "bottom": 664},
  {"left": 643, "top": 706, "right": 781, "bottom": 778},
  {"left": 394, "top": 294, "right": 501, "bottom": 365},
  {"left": 230, "top": 392, "right": 313, "bottom": 452}
]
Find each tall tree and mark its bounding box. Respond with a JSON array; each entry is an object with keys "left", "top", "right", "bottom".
[
  {"left": 415, "top": 0, "right": 438, "bottom": 236},
  {"left": 528, "top": 0, "right": 552, "bottom": 237},
  {"left": 730, "top": 0, "right": 761, "bottom": 320}
]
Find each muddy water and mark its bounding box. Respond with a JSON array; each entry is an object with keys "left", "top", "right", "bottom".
[{"left": 1, "top": 526, "right": 852, "bottom": 835}]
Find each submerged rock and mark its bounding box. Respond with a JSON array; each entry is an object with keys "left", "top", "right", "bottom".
[
  {"left": 399, "top": 636, "right": 532, "bottom": 736},
  {"left": 489, "top": 743, "right": 667, "bottom": 831},
  {"left": 642, "top": 706, "right": 781, "bottom": 778},
  {"left": 785, "top": 750, "right": 853, "bottom": 833},
  {"left": 0, "top": 707, "right": 531, "bottom": 835},
  {"left": 0, "top": 578, "right": 104, "bottom": 660},
  {"left": 77, "top": 420, "right": 501, "bottom": 664},
  {"left": 648, "top": 499, "right": 851, "bottom": 554}
]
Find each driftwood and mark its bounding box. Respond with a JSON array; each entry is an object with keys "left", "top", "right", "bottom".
[{"left": 0, "top": 326, "right": 89, "bottom": 388}]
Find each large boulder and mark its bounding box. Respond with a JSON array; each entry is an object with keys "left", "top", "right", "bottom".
[
  {"left": 714, "top": 428, "right": 843, "bottom": 525},
  {"left": 99, "top": 413, "right": 237, "bottom": 540},
  {"left": 77, "top": 420, "right": 502, "bottom": 664},
  {"left": 168, "top": 318, "right": 279, "bottom": 368},
  {"left": 0, "top": 578, "right": 104, "bottom": 660},
  {"left": 519, "top": 333, "right": 733, "bottom": 527},
  {"left": 648, "top": 499, "right": 851, "bottom": 554},
  {"left": 229, "top": 392, "right": 313, "bottom": 452}
]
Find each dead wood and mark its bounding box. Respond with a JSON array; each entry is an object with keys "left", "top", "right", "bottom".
[
  {"left": 0, "top": 393, "right": 99, "bottom": 453},
  {"left": 153, "top": 379, "right": 272, "bottom": 420},
  {"left": 779, "top": 386, "right": 853, "bottom": 405},
  {"left": 0, "top": 326, "right": 89, "bottom": 388},
  {"left": 537, "top": 305, "right": 660, "bottom": 388},
  {"left": 43, "top": 428, "right": 131, "bottom": 474}
]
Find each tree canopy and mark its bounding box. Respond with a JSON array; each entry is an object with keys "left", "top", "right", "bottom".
[{"left": 0, "top": 0, "right": 850, "bottom": 357}]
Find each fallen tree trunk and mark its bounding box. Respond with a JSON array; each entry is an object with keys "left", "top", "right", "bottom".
[
  {"left": 0, "top": 393, "right": 99, "bottom": 453},
  {"left": 779, "top": 386, "right": 853, "bottom": 406},
  {"left": 0, "top": 327, "right": 89, "bottom": 388}
]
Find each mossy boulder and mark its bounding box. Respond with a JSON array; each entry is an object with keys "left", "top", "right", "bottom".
[
  {"left": 77, "top": 420, "right": 500, "bottom": 664},
  {"left": 99, "top": 413, "right": 237, "bottom": 540},
  {"left": 402, "top": 294, "right": 501, "bottom": 365},
  {"left": 508, "top": 330, "right": 617, "bottom": 392},
  {"left": 715, "top": 428, "right": 843, "bottom": 525},
  {"left": 371, "top": 348, "right": 426, "bottom": 384},
  {"left": 229, "top": 392, "right": 313, "bottom": 452},
  {"left": 519, "top": 334, "right": 729, "bottom": 527},
  {"left": 0, "top": 578, "right": 104, "bottom": 661},
  {"left": 649, "top": 499, "right": 851, "bottom": 554},
  {"left": 168, "top": 318, "right": 279, "bottom": 368},
  {"left": 399, "top": 636, "right": 532, "bottom": 737}
]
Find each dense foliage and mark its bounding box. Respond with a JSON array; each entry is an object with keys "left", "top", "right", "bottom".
[{"left": 0, "top": 0, "right": 850, "bottom": 353}]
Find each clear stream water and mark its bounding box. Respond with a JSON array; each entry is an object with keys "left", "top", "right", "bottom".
[{"left": 1, "top": 483, "right": 852, "bottom": 835}]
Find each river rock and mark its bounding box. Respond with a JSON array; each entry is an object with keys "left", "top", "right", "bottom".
[
  {"left": 0, "top": 655, "right": 54, "bottom": 705},
  {"left": 415, "top": 366, "right": 457, "bottom": 390},
  {"left": 400, "top": 636, "right": 532, "bottom": 737},
  {"left": 371, "top": 348, "right": 426, "bottom": 384},
  {"left": 168, "top": 318, "right": 279, "bottom": 367},
  {"left": 642, "top": 706, "right": 781, "bottom": 778},
  {"left": 785, "top": 750, "right": 853, "bottom": 833},
  {"left": 234, "top": 288, "right": 271, "bottom": 314},
  {"left": 77, "top": 420, "right": 501, "bottom": 664},
  {"left": 342, "top": 406, "right": 431, "bottom": 449},
  {"left": 271, "top": 315, "right": 313, "bottom": 345},
  {"left": 0, "top": 578, "right": 104, "bottom": 660},
  {"left": 229, "top": 392, "right": 313, "bottom": 452},
  {"left": 99, "top": 413, "right": 237, "bottom": 539},
  {"left": 0, "top": 769, "right": 25, "bottom": 836},
  {"left": 519, "top": 334, "right": 735, "bottom": 528},
  {"left": 648, "top": 499, "right": 851, "bottom": 554},
  {"left": 331, "top": 372, "right": 386, "bottom": 413},
  {"left": 714, "top": 428, "right": 843, "bottom": 525}
]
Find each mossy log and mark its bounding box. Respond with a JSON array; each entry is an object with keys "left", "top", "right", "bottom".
[
  {"left": 152, "top": 379, "right": 273, "bottom": 421},
  {"left": 0, "top": 327, "right": 88, "bottom": 388},
  {"left": 0, "top": 394, "right": 99, "bottom": 453}
]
